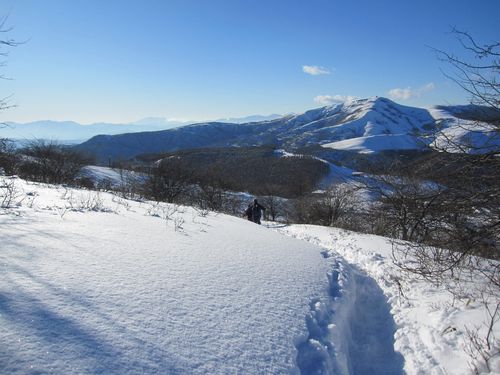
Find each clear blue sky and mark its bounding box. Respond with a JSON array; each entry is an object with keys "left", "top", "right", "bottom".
[{"left": 0, "top": 0, "right": 498, "bottom": 123}]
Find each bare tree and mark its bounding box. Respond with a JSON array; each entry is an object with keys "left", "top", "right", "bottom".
[
  {"left": 144, "top": 158, "right": 193, "bottom": 203},
  {"left": 388, "top": 30, "right": 500, "bottom": 370},
  {"left": 364, "top": 169, "right": 446, "bottom": 242},
  {"left": 18, "top": 140, "right": 91, "bottom": 184},
  {"left": 320, "top": 184, "right": 358, "bottom": 227},
  {"left": 434, "top": 28, "right": 499, "bottom": 112},
  {"left": 0, "top": 16, "right": 20, "bottom": 121},
  {"left": 0, "top": 16, "right": 22, "bottom": 180},
  {"left": 0, "top": 137, "right": 17, "bottom": 175}
]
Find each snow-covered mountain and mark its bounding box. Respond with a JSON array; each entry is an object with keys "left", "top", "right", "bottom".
[{"left": 75, "top": 97, "right": 498, "bottom": 163}]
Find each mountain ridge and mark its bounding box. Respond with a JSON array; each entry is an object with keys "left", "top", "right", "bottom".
[
  {"left": 72, "top": 97, "right": 429, "bottom": 163},
  {"left": 0, "top": 113, "right": 285, "bottom": 144},
  {"left": 71, "top": 97, "right": 499, "bottom": 163}
]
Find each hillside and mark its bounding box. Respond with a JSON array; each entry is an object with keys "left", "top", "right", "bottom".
[
  {"left": 1, "top": 177, "right": 497, "bottom": 373},
  {"left": 138, "top": 146, "right": 330, "bottom": 198}
]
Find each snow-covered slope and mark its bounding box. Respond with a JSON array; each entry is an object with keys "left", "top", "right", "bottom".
[
  {"left": 287, "top": 97, "right": 434, "bottom": 146},
  {"left": 322, "top": 134, "right": 428, "bottom": 154},
  {"left": 429, "top": 107, "right": 500, "bottom": 154},
  {"left": 80, "top": 165, "right": 146, "bottom": 188},
  {"left": 1, "top": 178, "right": 498, "bottom": 374},
  {"left": 273, "top": 224, "right": 500, "bottom": 375},
  {"left": 0, "top": 178, "right": 333, "bottom": 374}
]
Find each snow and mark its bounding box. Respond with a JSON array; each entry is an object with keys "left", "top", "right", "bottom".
[
  {"left": 274, "top": 149, "right": 356, "bottom": 186},
  {"left": 80, "top": 165, "right": 145, "bottom": 187},
  {"left": 322, "top": 134, "right": 427, "bottom": 153},
  {"left": 1, "top": 177, "right": 498, "bottom": 374},
  {"left": 271, "top": 224, "right": 500, "bottom": 375},
  {"left": 0, "top": 178, "right": 331, "bottom": 374},
  {"left": 429, "top": 107, "right": 500, "bottom": 154}
]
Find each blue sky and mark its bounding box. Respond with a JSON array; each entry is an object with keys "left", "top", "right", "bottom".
[{"left": 0, "top": 0, "right": 498, "bottom": 123}]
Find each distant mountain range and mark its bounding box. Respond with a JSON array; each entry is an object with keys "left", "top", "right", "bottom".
[
  {"left": 0, "top": 119, "right": 188, "bottom": 144},
  {"left": 0, "top": 114, "right": 282, "bottom": 144},
  {"left": 214, "top": 114, "right": 282, "bottom": 124},
  {"left": 73, "top": 97, "right": 500, "bottom": 164}
]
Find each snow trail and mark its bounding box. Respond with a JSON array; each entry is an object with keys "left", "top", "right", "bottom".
[
  {"left": 347, "top": 267, "right": 404, "bottom": 374},
  {"left": 272, "top": 224, "right": 405, "bottom": 375}
]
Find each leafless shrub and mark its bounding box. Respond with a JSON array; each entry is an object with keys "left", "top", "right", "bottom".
[
  {"left": 193, "top": 206, "right": 210, "bottom": 218},
  {"left": 18, "top": 140, "right": 92, "bottom": 185},
  {"left": 259, "top": 195, "right": 286, "bottom": 222},
  {"left": 144, "top": 159, "right": 193, "bottom": 203},
  {"left": 55, "top": 206, "right": 69, "bottom": 219},
  {"left": 174, "top": 216, "right": 185, "bottom": 232},
  {"left": 111, "top": 194, "right": 132, "bottom": 212},
  {"left": 62, "top": 191, "right": 109, "bottom": 213},
  {"left": 0, "top": 138, "right": 19, "bottom": 175},
  {"left": 145, "top": 202, "right": 185, "bottom": 227},
  {"left": 285, "top": 184, "right": 360, "bottom": 229},
  {"left": 97, "top": 178, "right": 114, "bottom": 191},
  {"left": 464, "top": 300, "right": 500, "bottom": 374},
  {"left": 0, "top": 176, "right": 23, "bottom": 208}
]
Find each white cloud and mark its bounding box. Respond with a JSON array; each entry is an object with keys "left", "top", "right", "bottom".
[
  {"left": 388, "top": 82, "right": 436, "bottom": 100},
  {"left": 314, "top": 94, "right": 357, "bottom": 105},
  {"left": 302, "top": 65, "right": 331, "bottom": 75}
]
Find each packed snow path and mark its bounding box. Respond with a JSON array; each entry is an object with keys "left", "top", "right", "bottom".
[
  {"left": 293, "top": 250, "right": 404, "bottom": 374},
  {"left": 346, "top": 266, "right": 404, "bottom": 374},
  {"left": 1, "top": 180, "right": 334, "bottom": 374}
]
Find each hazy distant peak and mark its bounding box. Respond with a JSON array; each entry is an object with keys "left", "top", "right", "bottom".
[
  {"left": 130, "top": 117, "right": 192, "bottom": 126},
  {"left": 215, "top": 114, "right": 283, "bottom": 124}
]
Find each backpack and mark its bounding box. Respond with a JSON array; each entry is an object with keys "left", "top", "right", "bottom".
[{"left": 252, "top": 204, "right": 261, "bottom": 217}]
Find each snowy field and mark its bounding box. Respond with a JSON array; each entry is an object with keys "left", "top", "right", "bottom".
[{"left": 1, "top": 177, "right": 498, "bottom": 374}]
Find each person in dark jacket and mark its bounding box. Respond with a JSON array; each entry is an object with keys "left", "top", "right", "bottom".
[
  {"left": 244, "top": 204, "right": 253, "bottom": 221},
  {"left": 251, "top": 199, "right": 266, "bottom": 225}
]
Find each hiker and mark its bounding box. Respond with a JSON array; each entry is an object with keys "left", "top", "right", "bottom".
[
  {"left": 251, "top": 199, "right": 266, "bottom": 225},
  {"left": 244, "top": 204, "right": 253, "bottom": 221}
]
